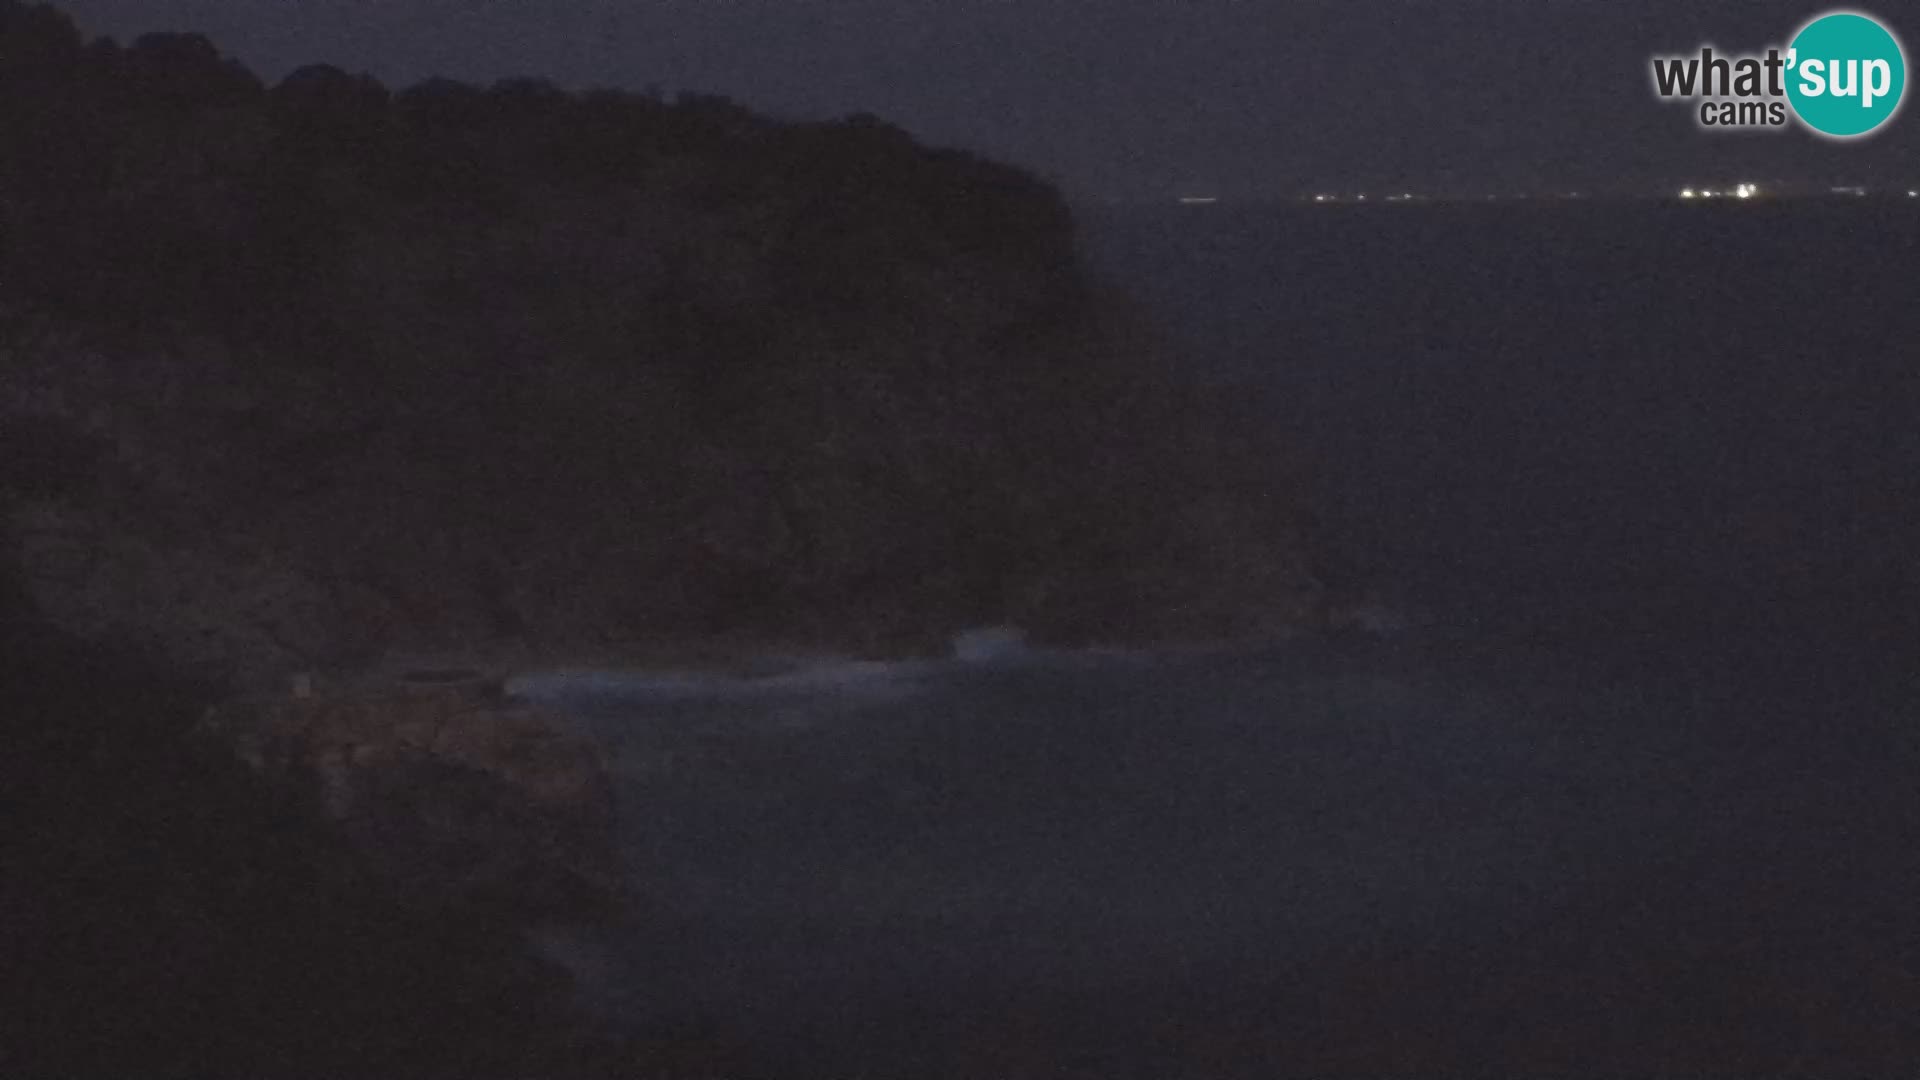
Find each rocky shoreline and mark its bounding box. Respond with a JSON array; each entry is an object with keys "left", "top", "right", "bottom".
[
  {"left": 2, "top": 5, "right": 1336, "bottom": 1072},
  {"left": 196, "top": 671, "right": 627, "bottom": 924}
]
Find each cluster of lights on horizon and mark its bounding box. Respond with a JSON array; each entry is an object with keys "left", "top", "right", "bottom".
[
  {"left": 1675, "top": 184, "right": 1920, "bottom": 200},
  {"left": 1169, "top": 185, "right": 1920, "bottom": 205},
  {"left": 1679, "top": 183, "right": 1760, "bottom": 200},
  {"left": 1310, "top": 193, "right": 1426, "bottom": 204}
]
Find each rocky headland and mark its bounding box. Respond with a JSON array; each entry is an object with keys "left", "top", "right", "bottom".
[{"left": 1, "top": 2, "right": 1338, "bottom": 1074}]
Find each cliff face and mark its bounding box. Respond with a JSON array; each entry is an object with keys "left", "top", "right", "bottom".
[
  {"left": 197, "top": 674, "right": 623, "bottom": 920},
  {"left": 1, "top": 3, "right": 1325, "bottom": 691},
  {"left": 1, "top": 4, "right": 1329, "bottom": 1074},
  {"left": 0, "top": 536, "right": 640, "bottom": 1079}
]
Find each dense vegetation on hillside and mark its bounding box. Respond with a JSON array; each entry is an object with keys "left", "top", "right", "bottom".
[
  {"left": 1, "top": 4, "right": 1326, "bottom": 1072},
  {"left": 1, "top": 1, "right": 1324, "bottom": 687}
]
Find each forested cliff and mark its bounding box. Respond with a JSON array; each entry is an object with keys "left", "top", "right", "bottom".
[
  {"left": 1, "top": 3, "right": 1324, "bottom": 689},
  {"left": 1, "top": 5, "right": 1327, "bottom": 1073}
]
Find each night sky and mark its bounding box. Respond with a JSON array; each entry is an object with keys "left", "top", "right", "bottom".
[{"left": 55, "top": 1, "right": 1920, "bottom": 199}]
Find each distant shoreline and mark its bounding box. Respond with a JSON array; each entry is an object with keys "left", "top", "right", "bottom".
[{"left": 1084, "top": 189, "right": 1920, "bottom": 209}]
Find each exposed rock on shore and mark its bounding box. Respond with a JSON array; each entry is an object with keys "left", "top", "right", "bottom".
[
  {"left": 197, "top": 673, "right": 623, "bottom": 921},
  {"left": 0, "top": 7, "right": 1346, "bottom": 1074}
]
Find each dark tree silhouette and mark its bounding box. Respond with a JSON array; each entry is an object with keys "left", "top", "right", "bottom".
[
  {"left": 116, "top": 31, "right": 262, "bottom": 110},
  {"left": 270, "top": 63, "right": 391, "bottom": 147}
]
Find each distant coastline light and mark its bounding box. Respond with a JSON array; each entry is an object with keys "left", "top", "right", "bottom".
[
  {"left": 1735, "top": 182, "right": 1756, "bottom": 200},
  {"left": 1680, "top": 188, "right": 1697, "bottom": 199}
]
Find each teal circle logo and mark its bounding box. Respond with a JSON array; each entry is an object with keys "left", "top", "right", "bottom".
[{"left": 1786, "top": 11, "right": 1907, "bottom": 138}]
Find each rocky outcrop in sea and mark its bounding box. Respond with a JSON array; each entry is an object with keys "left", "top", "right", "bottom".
[{"left": 197, "top": 671, "right": 623, "bottom": 922}]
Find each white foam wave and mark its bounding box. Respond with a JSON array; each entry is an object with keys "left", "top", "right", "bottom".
[
  {"left": 505, "top": 656, "right": 943, "bottom": 705},
  {"left": 951, "top": 625, "right": 1030, "bottom": 663},
  {"left": 504, "top": 626, "right": 1177, "bottom": 708}
]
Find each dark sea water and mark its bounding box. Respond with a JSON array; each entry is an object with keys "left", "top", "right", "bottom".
[
  {"left": 534, "top": 200, "right": 1920, "bottom": 1078},
  {"left": 1087, "top": 198, "right": 1920, "bottom": 658}
]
